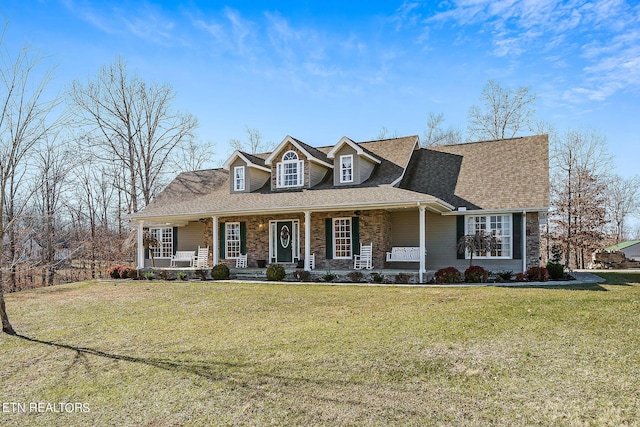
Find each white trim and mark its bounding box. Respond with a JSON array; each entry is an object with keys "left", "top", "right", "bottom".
[
  {"left": 276, "top": 151, "right": 304, "bottom": 188},
  {"left": 212, "top": 216, "right": 219, "bottom": 265},
  {"left": 332, "top": 217, "right": 352, "bottom": 259},
  {"left": 234, "top": 166, "right": 245, "bottom": 191},
  {"left": 222, "top": 150, "right": 270, "bottom": 172},
  {"left": 327, "top": 136, "right": 382, "bottom": 164},
  {"left": 137, "top": 221, "right": 144, "bottom": 269},
  {"left": 149, "top": 226, "right": 174, "bottom": 259},
  {"left": 443, "top": 207, "right": 549, "bottom": 216},
  {"left": 264, "top": 135, "right": 333, "bottom": 169},
  {"left": 304, "top": 211, "right": 311, "bottom": 270},
  {"left": 269, "top": 219, "right": 300, "bottom": 263},
  {"left": 522, "top": 211, "right": 527, "bottom": 273},
  {"left": 418, "top": 205, "right": 426, "bottom": 283},
  {"left": 464, "top": 214, "right": 513, "bottom": 259},
  {"left": 339, "top": 154, "right": 354, "bottom": 183}
]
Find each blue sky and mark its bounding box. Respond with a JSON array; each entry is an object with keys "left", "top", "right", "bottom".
[{"left": 3, "top": 0, "right": 639, "bottom": 175}]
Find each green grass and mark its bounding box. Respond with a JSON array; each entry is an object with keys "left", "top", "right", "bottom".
[{"left": 1, "top": 275, "right": 640, "bottom": 426}]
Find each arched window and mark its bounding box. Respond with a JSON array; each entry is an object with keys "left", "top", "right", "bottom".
[{"left": 277, "top": 150, "right": 304, "bottom": 187}]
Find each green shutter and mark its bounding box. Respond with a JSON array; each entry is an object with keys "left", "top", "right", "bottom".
[
  {"left": 173, "top": 227, "right": 178, "bottom": 254},
  {"left": 240, "top": 222, "right": 247, "bottom": 254},
  {"left": 513, "top": 213, "right": 522, "bottom": 260},
  {"left": 456, "top": 216, "right": 465, "bottom": 260},
  {"left": 325, "top": 218, "right": 333, "bottom": 259},
  {"left": 351, "top": 217, "right": 360, "bottom": 255},
  {"left": 219, "top": 222, "right": 226, "bottom": 259},
  {"left": 144, "top": 228, "right": 149, "bottom": 259}
]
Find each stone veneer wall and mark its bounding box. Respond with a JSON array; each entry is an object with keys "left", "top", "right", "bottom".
[
  {"left": 203, "top": 210, "right": 392, "bottom": 270},
  {"left": 526, "top": 212, "right": 541, "bottom": 269}
]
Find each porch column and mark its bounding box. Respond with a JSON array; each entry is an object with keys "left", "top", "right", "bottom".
[
  {"left": 137, "top": 221, "right": 145, "bottom": 270},
  {"left": 522, "top": 211, "right": 527, "bottom": 273},
  {"left": 419, "top": 205, "right": 427, "bottom": 283},
  {"left": 304, "top": 211, "right": 311, "bottom": 270},
  {"left": 212, "top": 216, "right": 219, "bottom": 266}
]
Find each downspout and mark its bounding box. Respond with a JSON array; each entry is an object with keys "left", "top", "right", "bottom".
[
  {"left": 137, "top": 221, "right": 145, "bottom": 270},
  {"left": 212, "top": 216, "right": 219, "bottom": 266},
  {"left": 418, "top": 204, "right": 426, "bottom": 283}
]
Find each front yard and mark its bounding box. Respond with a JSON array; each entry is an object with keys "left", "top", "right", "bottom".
[{"left": 1, "top": 274, "right": 639, "bottom": 426}]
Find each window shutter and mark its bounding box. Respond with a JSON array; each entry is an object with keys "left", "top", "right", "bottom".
[
  {"left": 173, "top": 227, "right": 178, "bottom": 254},
  {"left": 276, "top": 163, "right": 282, "bottom": 187},
  {"left": 351, "top": 217, "right": 360, "bottom": 255},
  {"left": 219, "top": 222, "right": 226, "bottom": 259},
  {"left": 513, "top": 213, "right": 522, "bottom": 260},
  {"left": 456, "top": 216, "right": 465, "bottom": 260},
  {"left": 325, "top": 218, "right": 333, "bottom": 259},
  {"left": 144, "top": 228, "right": 149, "bottom": 259},
  {"left": 299, "top": 160, "right": 304, "bottom": 186},
  {"left": 240, "top": 222, "right": 247, "bottom": 254}
]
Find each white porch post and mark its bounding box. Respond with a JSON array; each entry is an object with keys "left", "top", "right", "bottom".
[
  {"left": 419, "top": 205, "right": 427, "bottom": 283},
  {"left": 522, "top": 211, "right": 527, "bottom": 273},
  {"left": 304, "top": 211, "right": 311, "bottom": 270},
  {"left": 137, "top": 221, "right": 145, "bottom": 269},
  {"left": 212, "top": 216, "right": 219, "bottom": 266}
]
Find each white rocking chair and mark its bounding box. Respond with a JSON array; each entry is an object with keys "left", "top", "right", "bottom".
[
  {"left": 236, "top": 253, "right": 247, "bottom": 268},
  {"left": 353, "top": 242, "right": 373, "bottom": 270},
  {"left": 194, "top": 246, "right": 210, "bottom": 268}
]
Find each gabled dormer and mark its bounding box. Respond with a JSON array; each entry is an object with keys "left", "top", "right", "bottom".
[
  {"left": 222, "top": 151, "right": 271, "bottom": 193},
  {"left": 326, "top": 137, "right": 382, "bottom": 186},
  {"left": 264, "top": 136, "right": 333, "bottom": 191}
]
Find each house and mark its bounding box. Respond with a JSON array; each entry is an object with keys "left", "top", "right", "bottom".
[
  {"left": 603, "top": 240, "right": 640, "bottom": 261},
  {"left": 129, "top": 134, "right": 549, "bottom": 282}
]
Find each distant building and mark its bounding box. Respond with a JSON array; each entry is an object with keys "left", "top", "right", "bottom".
[{"left": 604, "top": 241, "right": 640, "bottom": 261}]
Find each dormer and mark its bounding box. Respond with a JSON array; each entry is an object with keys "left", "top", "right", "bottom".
[
  {"left": 327, "top": 137, "right": 382, "bottom": 186},
  {"left": 222, "top": 151, "right": 271, "bottom": 193},
  {"left": 264, "top": 136, "right": 333, "bottom": 190}
]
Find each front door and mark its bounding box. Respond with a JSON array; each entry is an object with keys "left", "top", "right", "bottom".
[{"left": 276, "top": 221, "right": 293, "bottom": 262}]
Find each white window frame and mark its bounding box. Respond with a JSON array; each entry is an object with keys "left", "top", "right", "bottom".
[
  {"left": 225, "top": 222, "right": 241, "bottom": 259},
  {"left": 276, "top": 150, "right": 304, "bottom": 188},
  {"left": 465, "top": 214, "right": 512, "bottom": 259},
  {"left": 333, "top": 217, "right": 352, "bottom": 259},
  {"left": 340, "top": 154, "right": 353, "bottom": 183},
  {"left": 234, "top": 166, "right": 245, "bottom": 191},
  {"left": 149, "top": 227, "right": 173, "bottom": 259}
]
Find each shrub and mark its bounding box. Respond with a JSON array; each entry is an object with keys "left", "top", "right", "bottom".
[
  {"left": 119, "top": 267, "right": 137, "bottom": 279},
  {"left": 395, "top": 273, "right": 411, "bottom": 284},
  {"left": 266, "top": 264, "right": 286, "bottom": 281},
  {"left": 211, "top": 264, "right": 230, "bottom": 280},
  {"left": 526, "top": 266, "right": 549, "bottom": 282},
  {"left": 347, "top": 271, "right": 364, "bottom": 283},
  {"left": 515, "top": 272, "right": 527, "bottom": 282},
  {"left": 157, "top": 270, "right": 170, "bottom": 281},
  {"left": 323, "top": 271, "right": 336, "bottom": 282},
  {"left": 434, "top": 267, "right": 462, "bottom": 284},
  {"left": 293, "top": 269, "right": 311, "bottom": 282},
  {"left": 107, "top": 265, "right": 122, "bottom": 279},
  {"left": 143, "top": 271, "right": 154, "bottom": 280},
  {"left": 546, "top": 262, "right": 564, "bottom": 280},
  {"left": 370, "top": 272, "right": 384, "bottom": 283},
  {"left": 495, "top": 270, "right": 513, "bottom": 281},
  {"left": 177, "top": 271, "right": 187, "bottom": 281},
  {"left": 464, "top": 265, "right": 488, "bottom": 283}
]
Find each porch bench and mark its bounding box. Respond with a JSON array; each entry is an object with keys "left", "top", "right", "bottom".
[
  {"left": 170, "top": 250, "right": 196, "bottom": 267},
  {"left": 386, "top": 247, "right": 423, "bottom": 262}
]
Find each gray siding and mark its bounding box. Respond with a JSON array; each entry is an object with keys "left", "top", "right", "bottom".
[
  {"left": 177, "top": 222, "right": 206, "bottom": 251},
  {"left": 249, "top": 168, "right": 270, "bottom": 192},
  {"left": 359, "top": 157, "right": 376, "bottom": 183},
  {"left": 390, "top": 211, "right": 419, "bottom": 246},
  {"left": 310, "top": 162, "right": 328, "bottom": 187},
  {"left": 333, "top": 145, "right": 358, "bottom": 185}
]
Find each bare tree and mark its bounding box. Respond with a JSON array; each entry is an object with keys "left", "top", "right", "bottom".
[
  {"left": 549, "top": 128, "right": 612, "bottom": 268},
  {"left": 70, "top": 57, "right": 198, "bottom": 213},
  {"left": 605, "top": 174, "right": 640, "bottom": 243},
  {"left": 468, "top": 80, "right": 537, "bottom": 141},
  {"left": 173, "top": 139, "right": 217, "bottom": 173},
  {"left": 229, "top": 126, "right": 272, "bottom": 154},
  {"left": 422, "top": 112, "right": 463, "bottom": 146},
  {"left": 0, "top": 24, "right": 60, "bottom": 334}
]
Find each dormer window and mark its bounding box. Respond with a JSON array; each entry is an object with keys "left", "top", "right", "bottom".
[
  {"left": 276, "top": 150, "right": 304, "bottom": 188},
  {"left": 340, "top": 155, "right": 353, "bottom": 183},
  {"left": 234, "top": 166, "right": 245, "bottom": 191}
]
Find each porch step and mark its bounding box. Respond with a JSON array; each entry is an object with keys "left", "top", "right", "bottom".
[{"left": 233, "top": 272, "right": 268, "bottom": 281}]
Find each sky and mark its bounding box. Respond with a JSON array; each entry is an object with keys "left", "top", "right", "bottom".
[{"left": 2, "top": 0, "right": 639, "bottom": 176}]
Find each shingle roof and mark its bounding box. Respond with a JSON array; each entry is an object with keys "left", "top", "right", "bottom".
[
  {"left": 131, "top": 134, "right": 548, "bottom": 221},
  {"left": 402, "top": 134, "right": 549, "bottom": 210},
  {"left": 604, "top": 240, "right": 640, "bottom": 251}
]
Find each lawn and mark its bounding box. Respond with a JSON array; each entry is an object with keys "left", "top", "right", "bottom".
[{"left": 1, "top": 273, "right": 639, "bottom": 426}]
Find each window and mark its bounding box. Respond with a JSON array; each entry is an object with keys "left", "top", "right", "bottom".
[
  {"left": 226, "top": 222, "right": 241, "bottom": 258},
  {"left": 276, "top": 150, "right": 304, "bottom": 188},
  {"left": 149, "top": 227, "right": 173, "bottom": 258},
  {"left": 234, "top": 166, "right": 245, "bottom": 191},
  {"left": 466, "top": 214, "right": 512, "bottom": 258},
  {"left": 340, "top": 155, "right": 353, "bottom": 183},
  {"left": 333, "top": 218, "right": 352, "bottom": 259}
]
